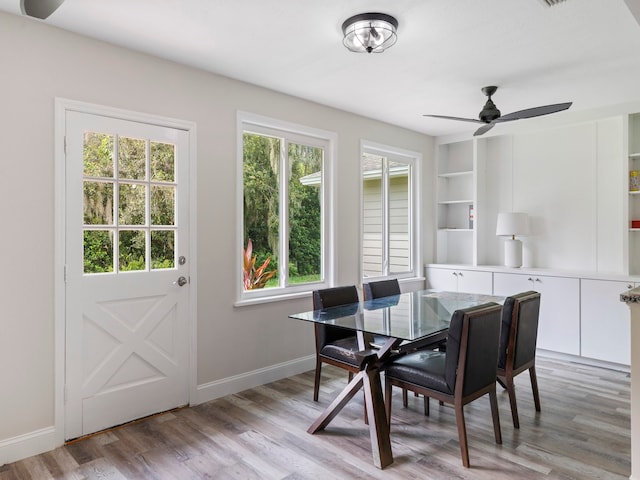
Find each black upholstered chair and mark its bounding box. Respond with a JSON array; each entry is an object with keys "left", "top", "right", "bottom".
[
  {"left": 497, "top": 290, "right": 542, "bottom": 428},
  {"left": 312, "top": 286, "right": 361, "bottom": 402},
  {"left": 384, "top": 302, "right": 503, "bottom": 468},
  {"left": 363, "top": 278, "right": 401, "bottom": 300}
]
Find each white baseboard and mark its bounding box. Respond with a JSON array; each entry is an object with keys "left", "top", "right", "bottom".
[
  {"left": 537, "top": 349, "right": 630, "bottom": 373},
  {"left": 194, "top": 355, "right": 315, "bottom": 405},
  {"left": 0, "top": 426, "right": 59, "bottom": 467},
  {"left": 1, "top": 356, "right": 315, "bottom": 467}
]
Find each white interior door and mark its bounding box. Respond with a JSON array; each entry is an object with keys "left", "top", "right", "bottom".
[{"left": 64, "top": 110, "right": 191, "bottom": 440}]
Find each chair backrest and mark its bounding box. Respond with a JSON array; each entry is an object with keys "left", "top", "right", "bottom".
[
  {"left": 312, "top": 286, "right": 359, "bottom": 348},
  {"left": 362, "top": 279, "right": 401, "bottom": 300},
  {"left": 444, "top": 303, "right": 502, "bottom": 396},
  {"left": 498, "top": 291, "right": 541, "bottom": 370}
]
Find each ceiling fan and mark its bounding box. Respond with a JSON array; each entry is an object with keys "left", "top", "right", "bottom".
[
  {"left": 20, "top": 0, "right": 64, "bottom": 19},
  {"left": 425, "top": 86, "right": 572, "bottom": 136}
]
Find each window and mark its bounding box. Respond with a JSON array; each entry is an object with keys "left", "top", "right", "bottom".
[
  {"left": 83, "top": 132, "right": 177, "bottom": 274},
  {"left": 361, "top": 141, "right": 421, "bottom": 280},
  {"left": 238, "top": 113, "right": 334, "bottom": 301}
]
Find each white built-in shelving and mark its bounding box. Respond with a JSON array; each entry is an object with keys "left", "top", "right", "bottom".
[
  {"left": 436, "top": 140, "right": 476, "bottom": 264},
  {"left": 628, "top": 115, "right": 640, "bottom": 274}
]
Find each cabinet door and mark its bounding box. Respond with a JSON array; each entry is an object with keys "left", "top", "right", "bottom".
[
  {"left": 581, "top": 279, "right": 631, "bottom": 365},
  {"left": 493, "top": 272, "right": 533, "bottom": 296},
  {"left": 425, "top": 267, "right": 458, "bottom": 291},
  {"left": 533, "top": 275, "right": 580, "bottom": 355},
  {"left": 494, "top": 273, "right": 580, "bottom": 355},
  {"left": 456, "top": 270, "right": 493, "bottom": 294}
]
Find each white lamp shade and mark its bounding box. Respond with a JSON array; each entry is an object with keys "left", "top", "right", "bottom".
[{"left": 496, "top": 212, "right": 530, "bottom": 237}]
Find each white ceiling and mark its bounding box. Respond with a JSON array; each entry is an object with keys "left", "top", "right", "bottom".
[{"left": 3, "top": 0, "right": 640, "bottom": 137}]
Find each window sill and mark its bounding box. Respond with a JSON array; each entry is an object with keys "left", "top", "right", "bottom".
[{"left": 234, "top": 290, "right": 311, "bottom": 307}]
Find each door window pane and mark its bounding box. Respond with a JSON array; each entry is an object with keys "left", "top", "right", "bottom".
[
  {"left": 151, "top": 142, "right": 175, "bottom": 182},
  {"left": 288, "top": 143, "right": 322, "bottom": 284},
  {"left": 83, "top": 131, "right": 179, "bottom": 275},
  {"left": 119, "top": 230, "right": 146, "bottom": 271},
  {"left": 151, "top": 230, "right": 175, "bottom": 269},
  {"left": 119, "top": 183, "right": 146, "bottom": 225},
  {"left": 84, "top": 132, "right": 114, "bottom": 177},
  {"left": 118, "top": 137, "right": 146, "bottom": 180},
  {"left": 84, "top": 230, "right": 114, "bottom": 273},
  {"left": 84, "top": 181, "right": 114, "bottom": 225},
  {"left": 151, "top": 185, "right": 175, "bottom": 225}
]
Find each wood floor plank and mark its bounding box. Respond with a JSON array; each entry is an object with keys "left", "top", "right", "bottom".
[{"left": 0, "top": 357, "right": 631, "bottom": 479}]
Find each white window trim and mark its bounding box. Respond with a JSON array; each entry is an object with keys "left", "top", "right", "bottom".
[
  {"left": 360, "top": 139, "right": 422, "bottom": 283},
  {"left": 236, "top": 111, "right": 336, "bottom": 305}
]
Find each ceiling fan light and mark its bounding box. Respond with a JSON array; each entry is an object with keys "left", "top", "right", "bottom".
[{"left": 342, "top": 13, "right": 398, "bottom": 53}]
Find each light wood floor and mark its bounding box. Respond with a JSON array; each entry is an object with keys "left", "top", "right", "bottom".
[{"left": 0, "top": 357, "right": 630, "bottom": 479}]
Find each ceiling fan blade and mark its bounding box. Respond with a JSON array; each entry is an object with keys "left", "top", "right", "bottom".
[
  {"left": 21, "top": 0, "right": 64, "bottom": 19},
  {"left": 495, "top": 102, "right": 572, "bottom": 123},
  {"left": 423, "top": 115, "right": 484, "bottom": 124},
  {"left": 474, "top": 123, "right": 495, "bottom": 136}
]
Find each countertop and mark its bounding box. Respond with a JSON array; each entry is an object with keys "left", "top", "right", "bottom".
[{"left": 621, "top": 287, "right": 640, "bottom": 303}]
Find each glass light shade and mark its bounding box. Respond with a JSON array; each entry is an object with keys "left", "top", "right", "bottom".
[
  {"left": 342, "top": 13, "right": 398, "bottom": 53},
  {"left": 496, "top": 212, "right": 530, "bottom": 237}
]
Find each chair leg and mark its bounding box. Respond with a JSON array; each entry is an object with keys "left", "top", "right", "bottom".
[
  {"left": 423, "top": 395, "right": 429, "bottom": 416},
  {"left": 529, "top": 365, "right": 542, "bottom": 412},
  {"left": 504, "top": 374, "right": 520, "bottom": 429},
  {"left": 454, "top": 401, "right": 470, "bottom": 468},
  {"left": 402, "top": 388, "right": 408, "bottom": 407},
  {"left": 496, "top": 377, "right": 507, "bottom": 389},
  {"left": 489, "top": 388, "right": 502, "bottom": 445},
  {"left": 313, "top": 359, "right": 322, "bottom": 402}
]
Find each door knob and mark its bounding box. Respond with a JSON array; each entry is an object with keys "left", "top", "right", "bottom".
[{"left": 174, "top": 276, "right": 188, "bottom": 287}]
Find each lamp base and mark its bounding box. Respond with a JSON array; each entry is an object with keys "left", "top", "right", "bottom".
[{"left": 504, "top": 238, "right": 523, "bottom": 268}]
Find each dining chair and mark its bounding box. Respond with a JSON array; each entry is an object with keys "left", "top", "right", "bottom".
[
  {"left": 497, "top": 290, "right": 542, "bottom": 428},
  {"left": 384, "top": 302, "right": 503, "bottom": 468},
  {"left": 362, "top": 278, "right": 401, "bottom": 300},
  {"left": 312, "top": 286, "right": 361, "bottom": 402}
]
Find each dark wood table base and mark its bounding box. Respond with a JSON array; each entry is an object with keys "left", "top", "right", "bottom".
[{"left": 307, "top": 337, "right": 399, "bottom": 469}]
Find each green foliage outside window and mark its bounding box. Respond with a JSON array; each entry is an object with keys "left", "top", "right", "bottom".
[
  {"left": 82, "top": 132, "right": 176, "bottom": 273},
  {"left": 243, "top": 132, "right": 322, "bottom": 289}
]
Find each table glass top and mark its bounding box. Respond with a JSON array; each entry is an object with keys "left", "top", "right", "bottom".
[{"left": 289, "top": 290, "right": 504, "bottom": 342}]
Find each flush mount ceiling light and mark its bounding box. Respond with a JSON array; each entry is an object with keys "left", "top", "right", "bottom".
[{"left": 341, "top": 13, "right": 398, "bottom": 53}]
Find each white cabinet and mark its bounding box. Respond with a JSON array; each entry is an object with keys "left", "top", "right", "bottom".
[
  {"left": 493, "top": 272, "right": 580, "bottom": 356},
  {"left": 425, "top": 266, "right": 493, "bottom": 295},
  {"left": 581, "top": 279, "right": 632, "bottom": 365}
]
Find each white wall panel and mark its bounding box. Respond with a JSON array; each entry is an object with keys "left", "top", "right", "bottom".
[{"left": 512, "top": 124, "right": 597, "bottom": 270}]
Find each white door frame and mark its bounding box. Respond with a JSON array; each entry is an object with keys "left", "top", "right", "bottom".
[{"left": 53, "top": 98, "right": 198, "bottom": 444}]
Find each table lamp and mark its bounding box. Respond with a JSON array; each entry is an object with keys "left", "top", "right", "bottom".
[{"left": 496, "top": 212, "right": 529, "bottom": 268}]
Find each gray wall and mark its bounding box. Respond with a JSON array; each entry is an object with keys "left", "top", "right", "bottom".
[{"left": 0, "top": 11, "right": 434, "bottom": 452}]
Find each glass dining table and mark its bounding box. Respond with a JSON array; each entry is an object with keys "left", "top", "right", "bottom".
[{"left": 288, "top": 289, "right": 504, "bottom": 469}]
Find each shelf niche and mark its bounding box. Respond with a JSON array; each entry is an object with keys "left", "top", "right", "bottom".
[{"left": 436, "top": 140, "right": 476, "bottom": 265}]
